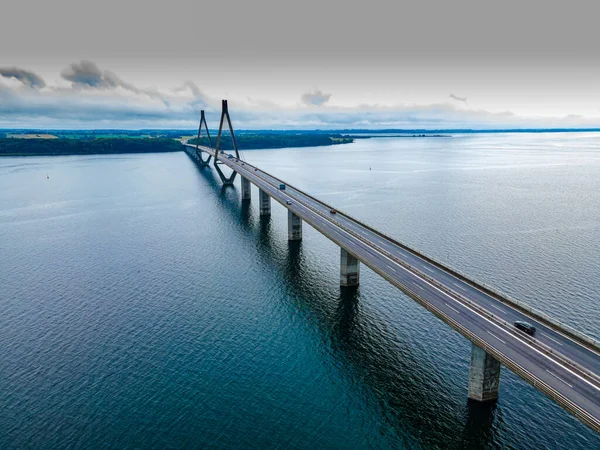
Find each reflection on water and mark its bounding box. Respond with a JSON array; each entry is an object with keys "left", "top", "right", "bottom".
[
  {"left": 192, "top": 161, "right": 512, "bottom": 449},
  {"left": 1, "top": 133, "right": 599, "bottom": 449}
]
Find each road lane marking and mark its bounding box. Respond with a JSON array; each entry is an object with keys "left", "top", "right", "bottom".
[
  {"left": 424, "top": 267, "right": 434, "bottom": 273},
  {"left": 546, "top": 370, "right": 573, "bottom": 388},
  {"left": 211, "top": 145, "right": 600, "bottom": 381},
  {"left": 213, "top": 153, "right": 600, "bottom": 392},
  {"left": 432, "top": 262, "right": 600, "bottom": 359},
  {"left": 542, "top": 333, "right": 564, "bottom": 346},
  {"left": 487, "top": 331, "right": 507, "bottom": 344},
  {"left": 445, "top": 303, "right": 460, "bottom": 314},
  {"left": 320, "top": 224, "right": 600, "bottom": 392},
  {"left": 247, "top": 167, "right": 600, "bottom": 396},
  {"left": 490, "top": 304, "right": 508, "bottom": 314}
]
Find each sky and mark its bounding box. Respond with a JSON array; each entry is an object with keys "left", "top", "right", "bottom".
[{"left": 1, "top": 0, "right": 599, "bottom": 129}]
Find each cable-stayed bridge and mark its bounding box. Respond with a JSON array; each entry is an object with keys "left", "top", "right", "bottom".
[{"left": 182, "top": 100, "right": 600, "bottom": 433}]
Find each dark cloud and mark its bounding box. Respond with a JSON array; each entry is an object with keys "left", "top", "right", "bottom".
[
  {"left": 0, "top": 67, "right": 46, "bottom": 88},
  {"left": 449, "top": 93, "right": 467, "bottom": 103},
  {"left": 60, "top": 60, "right": 164, "bottom": 102},
  {"left": 61, "top": 60, "right": 105, "bottom": 87},
  {"left": 301, "top": 88, "right": 332, "bottom": 106},
  {"left": 1, "top": 64, "right": 598, "bottom": 129}
]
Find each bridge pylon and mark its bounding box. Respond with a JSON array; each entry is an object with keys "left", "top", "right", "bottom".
[
  {"left": 214, "top": 99, "right": 239, "bottom": 185},
  {"left": 195, "top": 110, "right": 212, "bottom": 166}
]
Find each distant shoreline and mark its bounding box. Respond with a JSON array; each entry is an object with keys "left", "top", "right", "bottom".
[
  {"left": 3, "top": 128, "right": 600, "bottom": 135},
  {"left": 0, "top": 138, "right": 183, "bottom": 157},
  {"left": 0, "top": 133, "right": 354, "bottom": 157},
  {"left": 2, "top": 127, "right": 600, "bottom": 157},
  {"left": 351, "top": 134, "right": 451, "bottom": 138}
]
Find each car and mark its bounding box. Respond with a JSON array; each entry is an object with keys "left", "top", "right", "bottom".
[
  {"left": 254, "top": 168, "right": 258, "bottom": 171},
  {"left": 279, "top": 184, "right": 286, "bottom": 190},
  {"left": 286, "top": 200, "right": 292, "bottom": 205},
  {"left": 330, "top": 208, "right": 337, "bottom": 214},
  {"left": 227, "top": 154, "right": 233, "bottom": 159},
  {"left": 514, "top": 321, "right": 536, "bottom": 335}
]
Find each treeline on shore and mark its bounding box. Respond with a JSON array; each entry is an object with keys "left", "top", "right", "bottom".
[
  {"left": 188, "top": 134, "right": 353, "bottom": 149},
  {"left": 0, "top": 138, "right": 183, "bottom": 156},
  {"left": 0, "top": 132, "right": 355, "bottom": 157}
]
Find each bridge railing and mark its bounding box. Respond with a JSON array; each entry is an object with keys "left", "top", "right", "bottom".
[
  {"left": 255, "top": 165, "right": 600, "bottom": 354},
  {"left": 228, "top": 158, "right": 600, "bottom": 384},
  {"left": 184, "top": 141, "right": 600, "bottom": 354},
  {"left": 183, "top": 140, "right": 600, "bottom": 433},
  {"left": 405, "top": 284, "right": 600, "bottom": 433}
]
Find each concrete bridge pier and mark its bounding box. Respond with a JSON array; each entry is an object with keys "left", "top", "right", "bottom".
[
  {"left": 241, "top": 177, "right": 251, "bottom": 201},
  {"left": 288, "top": 210, "right": 302, "bottom": 241},
  {"left": 340, "top": 248, "right": 360, "bottom": 286},
  {"left": 468, "top": 344, "right": 501, "bottom": 401},
  {"left": 259, "top": 189, "right": 271, "bottom": 216}
]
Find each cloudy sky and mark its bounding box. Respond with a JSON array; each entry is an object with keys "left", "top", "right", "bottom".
[{"left": 1, "top": 0, "right": 599, "bottom": 129}]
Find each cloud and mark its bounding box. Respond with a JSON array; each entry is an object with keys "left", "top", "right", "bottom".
[
  {"left": 1, "top": 64, "right": 599, "bottom": 130},
  {"left": 0, "top": 67, "right": 46, "bottom": 89},
  {"left": 174, "top": 81, "right": 204, "bottom": 99},
  {"left": 449, "top": 93, "right": 467, "bottom": 103},
  {"left": 61, "top": 60, "right": 106, "bottom": 88},
  {"left": 301, "top": 88, "right": 332, "bottom": 106},
  {"left": 1, "top": 88, "right": 598, "bottom": 130},
  {"left": 60, "top": 60, "right": 165, "bottom": 103}
]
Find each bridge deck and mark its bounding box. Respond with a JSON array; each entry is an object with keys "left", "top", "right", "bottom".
[{"left": 185, "top": 143, "right": 600, "bottom": 432}]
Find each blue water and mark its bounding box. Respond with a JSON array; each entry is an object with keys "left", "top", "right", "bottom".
[{"left": 1, "top": 133, "right": 599, "bottom": 448}]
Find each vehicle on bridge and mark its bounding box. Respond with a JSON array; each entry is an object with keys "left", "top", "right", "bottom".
[
  {"left": 184, "top": 104, "right": 600, "bottom": 433},
  {"left": 514, "top": 321, "right": 536, "bottom": 335}
]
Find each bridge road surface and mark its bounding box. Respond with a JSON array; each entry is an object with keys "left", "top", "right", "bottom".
[{"left": 185, "top": 144, "right": 600, "bottom": 432}]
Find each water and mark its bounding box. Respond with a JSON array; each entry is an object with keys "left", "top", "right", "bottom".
[{"left": 0, "top": 133, "right": 599, "bottom": 449}]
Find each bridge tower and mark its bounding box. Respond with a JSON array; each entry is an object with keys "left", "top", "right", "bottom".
[
  {"left": 214, "top": 100, "right": 240, "bottom": 186},
  {"left": 195, "top": 110, "right": 212, "bottom": 166}
]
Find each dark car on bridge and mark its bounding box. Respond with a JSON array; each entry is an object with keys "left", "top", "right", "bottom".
[{"left": 514, "top": 321, "right": 536, "bottom": 335}]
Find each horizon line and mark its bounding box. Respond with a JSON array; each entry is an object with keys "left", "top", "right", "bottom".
[{"left": 3, "top": 127, "right": 600, "bottom": 134}]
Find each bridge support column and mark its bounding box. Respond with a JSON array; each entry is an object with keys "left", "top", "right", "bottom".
[
  {"left": 241, "top": 177, "right": 251, "bottom": 201},
  {"left": 259, "top": 189, "right": 271, "bottom": 216},
  {"left": 288, "top": 210, "right": 302, "bottom": 241},
  {"left": 340, "top": 248, "right": 360, "bottom": 286},
  {"left": 468, "top": 344, "right": 501, "bottom": 401}
]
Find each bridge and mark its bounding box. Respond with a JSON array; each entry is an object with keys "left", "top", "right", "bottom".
[{"left": 183, "top": 100, "right": 600, "bottom": 433}]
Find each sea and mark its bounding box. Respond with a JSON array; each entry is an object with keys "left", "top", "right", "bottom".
[{"left": 1, "top": 132, "right": 599, "bottom": 449}]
